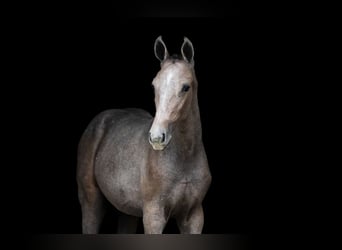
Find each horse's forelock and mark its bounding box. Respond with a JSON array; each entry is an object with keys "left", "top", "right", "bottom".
[{"left": 169, "top": 54, "right": 182, "bottom": 63}]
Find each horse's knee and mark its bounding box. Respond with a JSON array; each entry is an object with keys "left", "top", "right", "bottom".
[
  {"left": 177, "top": 205, "right": 204, "bottom": 234},
  {"left": 142, "top": 204, "right": 167, "bottom": 234}
]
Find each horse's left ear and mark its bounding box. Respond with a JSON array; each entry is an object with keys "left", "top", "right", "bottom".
[
  {"left": 181, "top": 37, "right": 194, "bottom": 64},
  {"left": 154, "top": 36, "right": 169, "bottom": 62}
]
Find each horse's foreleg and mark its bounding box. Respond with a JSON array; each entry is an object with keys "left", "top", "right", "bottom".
[
  {"left": 142, "top": 202, "right": 167, "bottom": 234},
  {"left": 176, "top": 204, "right": 204, "bottom": 234}
]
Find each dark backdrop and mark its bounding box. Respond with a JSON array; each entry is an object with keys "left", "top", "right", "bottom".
[{"left": 17, "top": 1, "right": 297, "bottom": 236}]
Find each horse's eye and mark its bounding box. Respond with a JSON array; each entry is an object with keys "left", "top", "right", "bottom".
[{"left": 182, "top": 84, "right": 190, "bottom": 92}]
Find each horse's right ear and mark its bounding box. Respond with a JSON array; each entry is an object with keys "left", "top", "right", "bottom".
[{"left": 154, "top": 36, "right": 169, "bottom": 62}]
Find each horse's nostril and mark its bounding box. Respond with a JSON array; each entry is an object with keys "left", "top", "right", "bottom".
[{"left": 149, "top": 132, "right": 166, "bottom": 144}]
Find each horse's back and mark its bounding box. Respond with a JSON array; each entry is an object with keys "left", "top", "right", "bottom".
[
  {"left": 84, "top": 108, "right": 152, "bottom": 216},
  {"left": 88, "top": 108, "right": 152, "bottom": 130}
]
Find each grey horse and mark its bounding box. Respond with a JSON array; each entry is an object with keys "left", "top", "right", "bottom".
[{"left": 77, "top": 36, "right": 211, "bottom": 234}]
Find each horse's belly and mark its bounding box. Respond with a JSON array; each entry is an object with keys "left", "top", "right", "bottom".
[
  {"left": 105, "top": 179, "right": 143, "bottom": 217},
  {"left": 95, "top": 163, "right": 144, "bottom": 217},
  {"left": 94, "top": 137, "right": 148, "bottom": 217}
]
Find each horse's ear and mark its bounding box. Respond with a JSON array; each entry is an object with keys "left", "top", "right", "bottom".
[
  {"left": 181, "top": 37, "right": 194, "bottom": 64},
  {"left": 154, "top": 36, "right": 169, "bottom": 62}
]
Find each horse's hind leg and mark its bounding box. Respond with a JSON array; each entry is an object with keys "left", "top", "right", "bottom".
[
  {"left": 117, "top": 212, "right": 139, "bottom": 233},
  {"left": 77, "top": 119, "right": 106, "bottom": 234},
  {"left": 78, "top": 185, "right": 106, "bottom": 233}
]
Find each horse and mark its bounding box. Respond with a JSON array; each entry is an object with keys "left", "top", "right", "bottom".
[{"left": 77, "top": 36, "right": 212, "bottom": 234}]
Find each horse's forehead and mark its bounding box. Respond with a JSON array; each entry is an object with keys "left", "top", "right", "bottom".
[{"left": 158, "top": 62, "right": 192, "bottom": 80}]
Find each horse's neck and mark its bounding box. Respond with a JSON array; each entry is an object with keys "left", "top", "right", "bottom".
[
  {"left": 172, "top": 94, "right": 202, "bottom": 153},
  {"left": 150, "top": 93, "right": 204, "bottom": 175}
]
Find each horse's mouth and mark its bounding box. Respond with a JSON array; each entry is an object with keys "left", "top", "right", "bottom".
[
  {"left": 149, "top": 137, "right": 171, "bottom": 150},
  {"left": 150, "top": 142, "right": 168, "bottom": 151}
]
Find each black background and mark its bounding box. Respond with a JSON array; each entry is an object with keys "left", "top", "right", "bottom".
[{"left": 15, "top": 0, "right": 304, "bottom": 237}]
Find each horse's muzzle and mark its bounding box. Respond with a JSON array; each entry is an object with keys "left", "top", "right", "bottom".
[{"left": 149, "top": 132, "right": 170, "bottom": 150}]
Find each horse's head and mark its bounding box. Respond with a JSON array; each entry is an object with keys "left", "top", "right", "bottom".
[{"left": 149, "top": 36, "right": 196, "bottom": 151}]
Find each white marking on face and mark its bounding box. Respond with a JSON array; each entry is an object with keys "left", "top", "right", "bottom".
[{"left": 154, "top": 62, "right": 193, "bottom": 122}]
